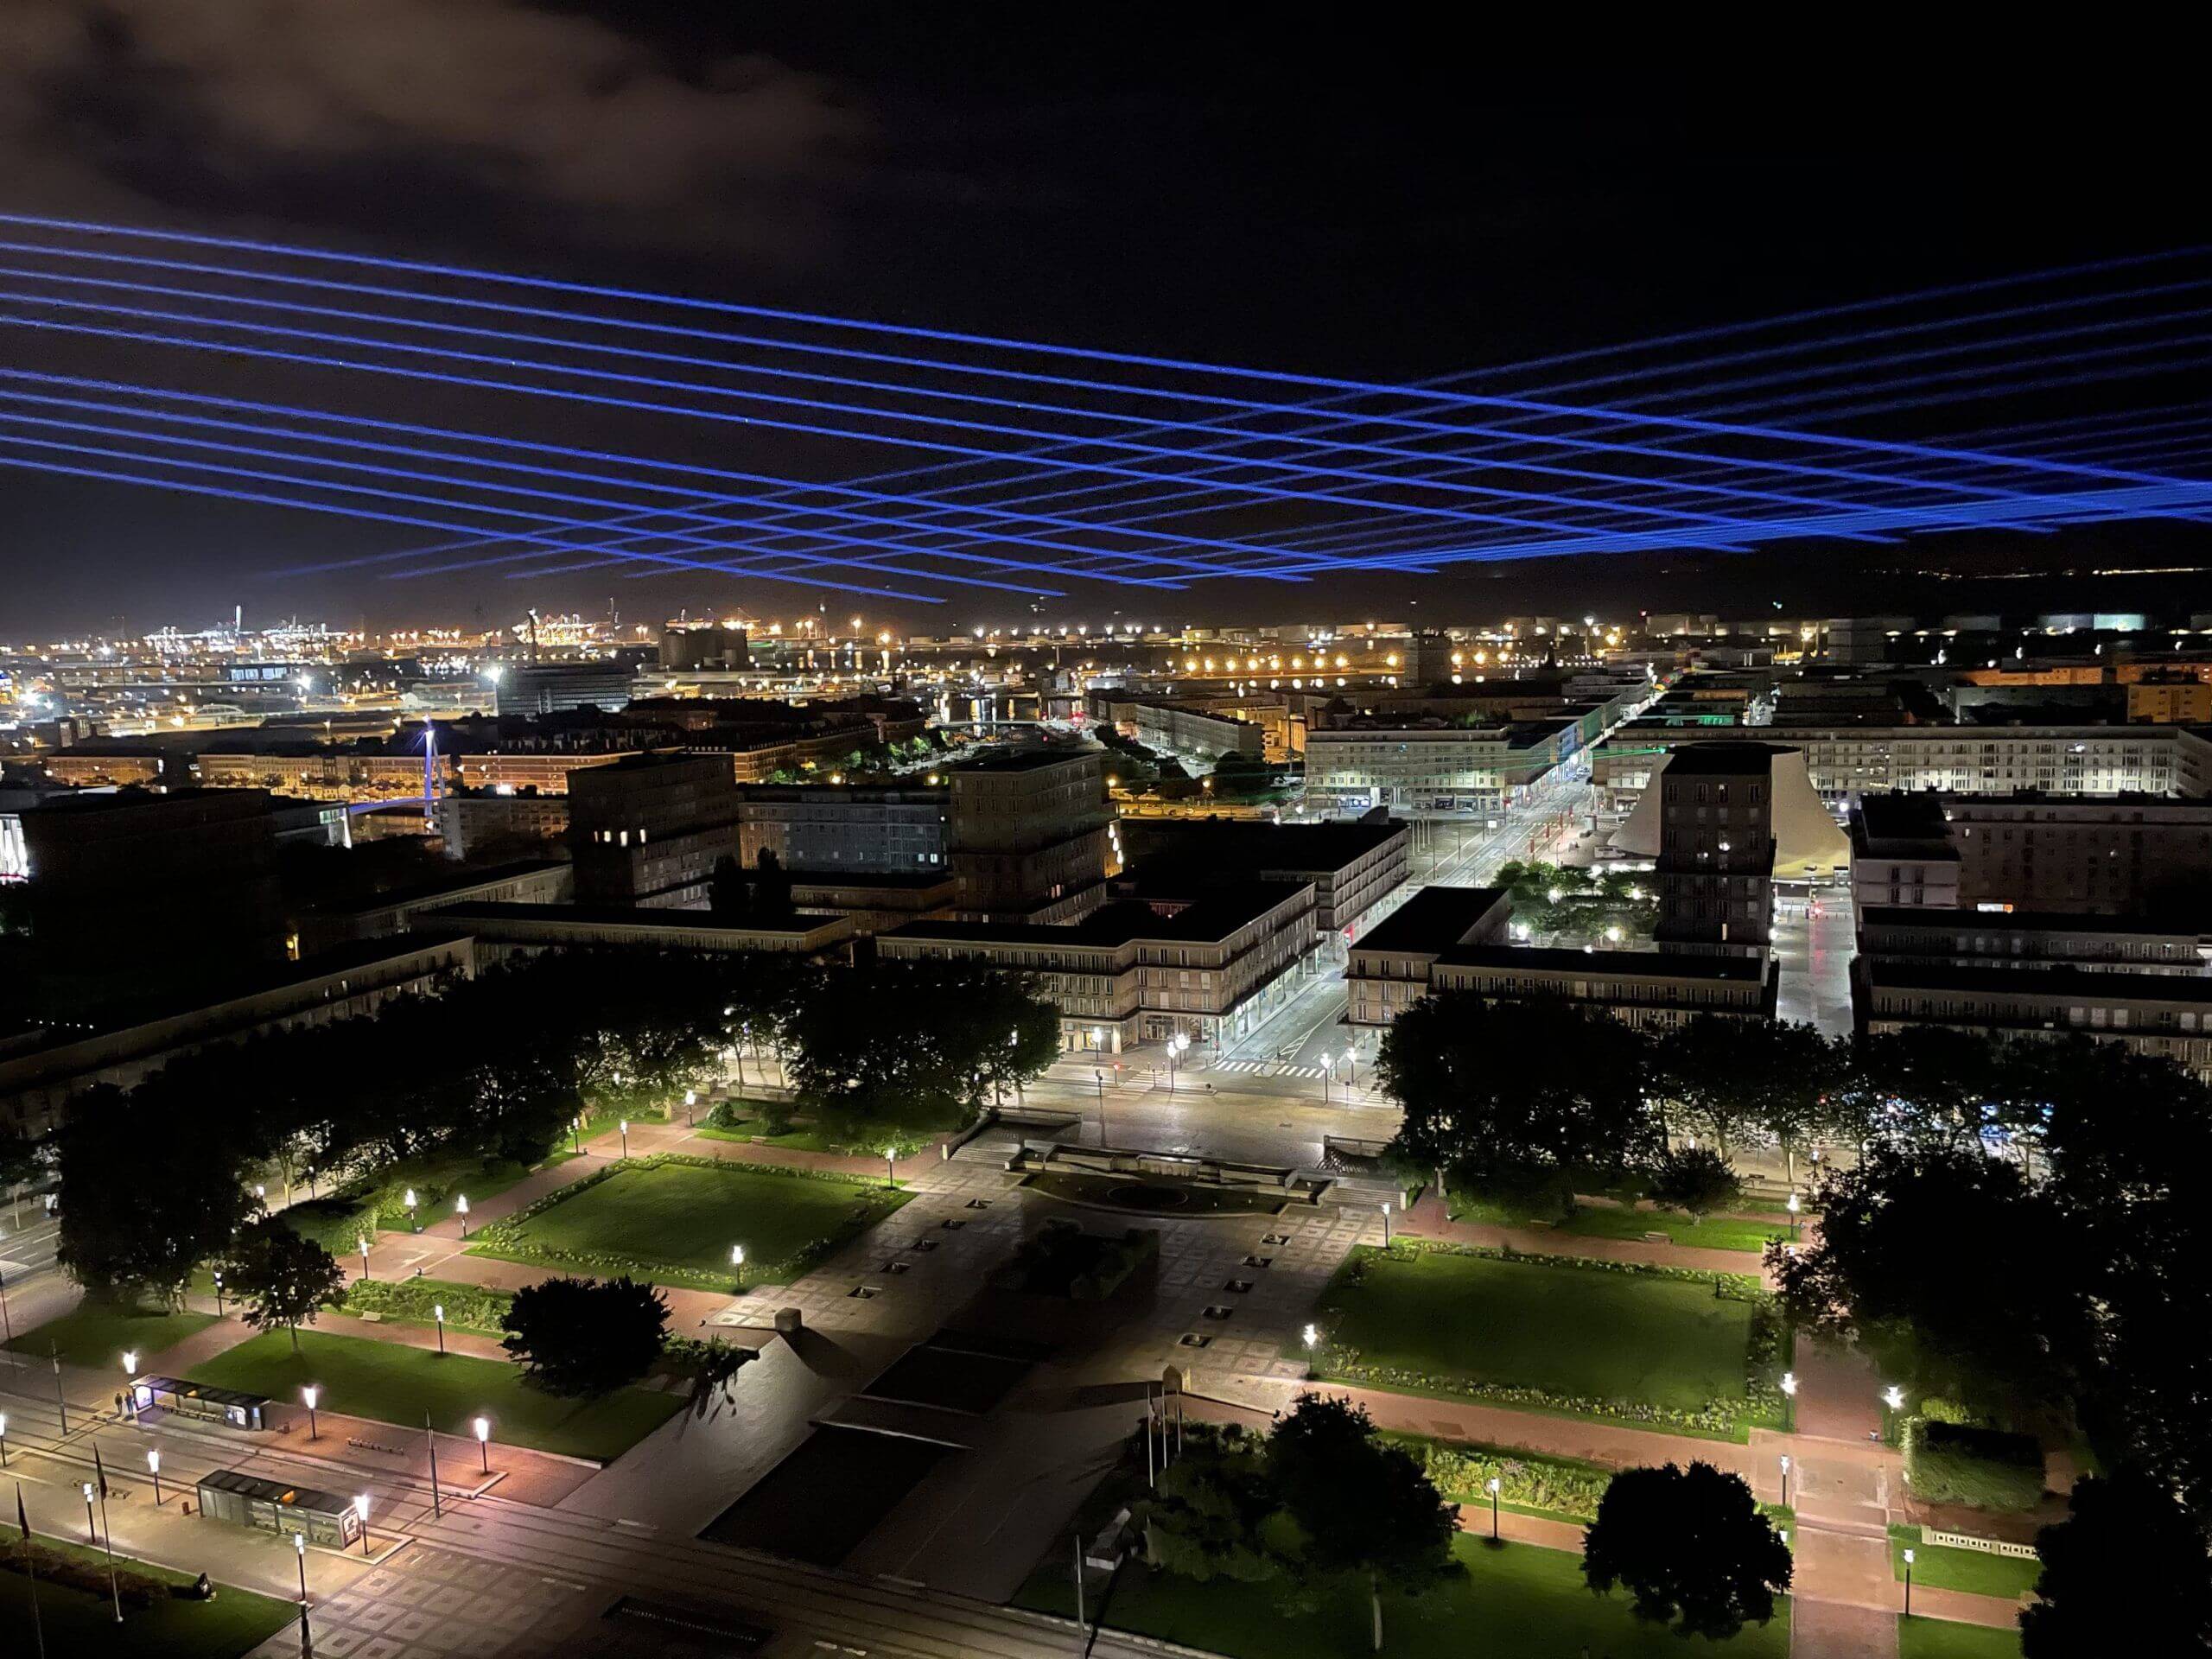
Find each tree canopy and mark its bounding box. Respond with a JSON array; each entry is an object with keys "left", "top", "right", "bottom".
[
  {"left": 1581, "top": 1461, "right": 1792, "bottom": 1639},
  {"left": 500, "top": 1274, "right": 670, "bottom": 1396},
  {"left": 225, "top": 1217, "right": 346, "bottom": 1353}
]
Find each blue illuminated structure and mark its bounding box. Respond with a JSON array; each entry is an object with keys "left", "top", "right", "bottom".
[{"left": 0, "top": 211, "right": 2206, "bottom": 594}]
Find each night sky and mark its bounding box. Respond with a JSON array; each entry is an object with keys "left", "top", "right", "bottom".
[{"left": 2, "top": 7, "right": 2207, "bottom": 634}]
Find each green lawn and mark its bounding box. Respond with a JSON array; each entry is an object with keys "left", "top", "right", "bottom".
[
  {"left": 1446, "top": 1192, "right": 1796, "bottom": 1254},
  {"left": 470, "top": 1157, "right": 906, "bottom": 1290},
  {"left": 183, "top": 1328, "right": 683, "bottom": 1462},
  {"left": 1312, "top": 1246, "right": 1776, "bottom": 1437},
  {"left": 1898, "top": 1616, "right": 2024, "bottom": 1659},
  {"left": 1891, "top": 1527, "right": 2040, "bottom": 1600},
  {"left": 1553, "top": 1205, "right": 1792, "bottom": 1254},
  {"left": 1020, "top": 1532, "right": 1790, "bottom": 1659},
  {"left": 5, "top": 1296, "right": 217, "bottom": 1370},
  {"left": 696, "top": 1115, "right": 929, "bottom": 1158},
  {"left": 2, "top": 1533, "right": 297, "bottom": 1659}
]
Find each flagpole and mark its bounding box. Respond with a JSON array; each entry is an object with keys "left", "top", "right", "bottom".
[
  {"left": 93, "top": 1446, "right": 122, "bottom": 1623},
  {"left": 16, "top": 1483, "right": 48, "bottom": 1659}
]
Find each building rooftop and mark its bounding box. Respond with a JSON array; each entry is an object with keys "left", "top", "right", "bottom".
[
  {"left": 1352, "top": 886, "right": 1509, "bottom": 957},
  {"left": 946, "top": 745, "right": 1101, "bottom": 774},
  {"left": 1437, "top": 944, "right": 1770, "bottom": 982},
  {"left": 428, "top": 901, "right": 834, "bottom": 937},
  {"left": 884, "top": 878, "right": 1310, "bottom": 950},
  {"left": 1120, "top": 817, "right": 1405, "bottom": 876},
  {"left": 1860, "top": 959, "right": 2212, "bottom": 1003},
  {"left": 1859, "top": 906, "right": 2211, "bottom": 938},
  {"left": 1658, "top": 741, "right": 1790, "bottom": 778}
]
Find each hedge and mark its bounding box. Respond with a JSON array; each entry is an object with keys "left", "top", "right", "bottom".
[
  {"left": 2, "top": 1537, "right": 187, "bottom": 1607},
  {"left": 1404, "top": 1437, "right": 1611, "bottom": 1520},
  {"left": 339, "top": 1277, "right": 513, "bottom": 1334},
  {"left": 1904, "top": 1417, "right": 2046, "bottom": 1512}
]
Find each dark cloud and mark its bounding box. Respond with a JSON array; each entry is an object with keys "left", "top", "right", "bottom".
[{"left": 0, "top": 0, "right": 868, "bottom": 270}]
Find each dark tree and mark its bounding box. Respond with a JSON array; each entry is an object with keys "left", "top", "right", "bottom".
[
  {"left": 708, "top": 854, "right": 749, "bottom": 920},
  {"left": 1143, "top": 1423, "right": 1283, "bottom": 1585},
  {"left": 1646, "top": 1146, "right": 1744, "bottom": 1222},
  {"left": 500, "top": 1275, "right": 669, "bottom": 1395},
  {"left": 1771, "top": 1142, "right": 2088, "bottom": 1408},
  {"left": 225, "top": 1218, "right": 347, "bottom": 1353},
  {"left": 1655, "top": 1017, "right": 1837, "bottom": 1175},
  {"left": 54, "top": 1087, "right": 259, "bottom": 1308},
  {"left": 1582, "top": 1462, "right": 1792, "bottom": 1639},
  {"left": 752, "top": 849, "right": 795, "bottom": 925},
  {"left": 1379, "top": 992, "right": 1657, "bottom": 1189},
  {"left": 1266, "top": 1395, "right": 1460, "bottom": 1649},
  {"left": 2021, "top": 1467, "right": 2212, "bottom": 1656}
]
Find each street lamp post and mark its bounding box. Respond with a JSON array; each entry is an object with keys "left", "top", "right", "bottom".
[
  {"left": 302, "top": 1385, "right": 320, "bottom": 1442},
  {"left": 355, "top": 1494, "right": 372, "bottom": 1556},
  {"left": 1319, "top": 1053, "right": 1332, "bottom": 1105},
  {"left": 1787, "top": 1192, "right": 1801, "bottom": 1240},
  {"left": 684, "top": 1090, "right": 697, "bottom": 1128},
  {"left": 885, "top": 1150, "right": 898, "bottom": 1189},
  {"left": 122, "top": 1351, "right": 139, "bottom": 1418},
  {"left": 424, "top": 1413, "right": 442, "bottom": 1518},
  {"left": 474, "top": 1415, "right": 491, "bottom": 1474},
  {"left": 212, "top": 1269, "right": 224, "bottom": 1316},
  {"left": 1486, "top": 1475, "right": 1501, "bottom": 1541},
  {"left": 404, "top": 1189, "right": 418, "bottom": 1231},
  {"left": 0, "top": 1411, "right": 8, "bottom": 1466},
  {"left": 1381, "top": 1201, "right": 1393, "bottom": 1246},
  {"left": 1882, "top": 1384, "right": 1905, "bottom": 1441},
  {"left": 80, "top": 1480, "right": 98, "bottom": 1543},
  {"left": 357, "top": 1236, "right": 372, "bottom": 1281},
  {"left": 1903, "top": 1547, "right": 1915, "bottom": 1616},
  {"left": 619, "top": 1119, "right": 630, "bottom": 1159},
  {"left": 1779, "top": 1453, "right": 1791, "bottom": 1509},
  {"left": 51, "top": 1343, "right": 67, "bottom": 1433},
  {"left": 147, "top": 1449, "right": 162, "bottom": 1506},
  {"left": 432, "top": 1305, "right": 447, "bottom": 1357},
  {"left": 730, "top": 1243, "right": 745, "bottom": 1288},
  {"left": 454, "top": 1194, "right": 470, "bottom": 1239}
]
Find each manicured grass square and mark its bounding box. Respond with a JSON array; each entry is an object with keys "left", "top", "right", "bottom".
[
  {"left": 3, "top": 1533, "right": 297, "bottom": 1659},
  {"left": 1890, "top": 1527, "right": 2040, "bottom": 1600},
  {"left": 1554, "top": 1206, "right": 1790, "bottom": 1254},
  {"left": 1897, "top": 1616, "right": 2024, "bottom": 1659},
  {"left": 474, "top": 1159, "right": 904, "bottom": 1289},
  {"left": 1020, "top": 1532, "right": 1789, "bottom": 1658},
  {"left": 1313, "top": 1247, "right": 1762, "bottom": 1426},
  {"left": 183, "top": 1328, "right": 682, "bottom": 1462},
  {"left": 6, "top": 1296, "right": 217, "bottom": 1370}
]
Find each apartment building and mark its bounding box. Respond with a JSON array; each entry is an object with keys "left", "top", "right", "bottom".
[
  {"left": 1848, "top": 793, "right": 1962, "bottom": 910},
  {"left": 1345, "top": 885, "right": 1512, "bottom": 1027},
  {"left": 1857, "top": 906, "right": 2212, "bottom": 976},
  {"left": 1947, "top": 794, "right": 2212, "bottom": 912},
  {"left": 1429, "top": 945, "right": 1779, "bottom": 1029},
  {"left": 196, "top": 747, "right": 442, "bottom": 802},
  {"left": 1304, "top": 720, "right": 1580, "bottom": 811},
  {"left": 732, "top": 782, "right": 950, "bottom": 874},
  {"left": 877, "top": 879, "right": 1317, "bottom": 1052},
  {"left": 433, "top": 787, "right": 570, "bottom": 861},
  {"left": 569, "top": 753, "right": 741, "bottom": 906},
  {"left": 1119, "top": 817, "right": 1411, "bottom": 938},
  {"left": 1853, "top": 958, "right": 2212, "bottom": 1080},
  {"left": 1595, "top": 724, "right": 2212, "bottom": 806},
  {"left": 944, "top": 747, "right": 1112, "bottom": 923}
]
